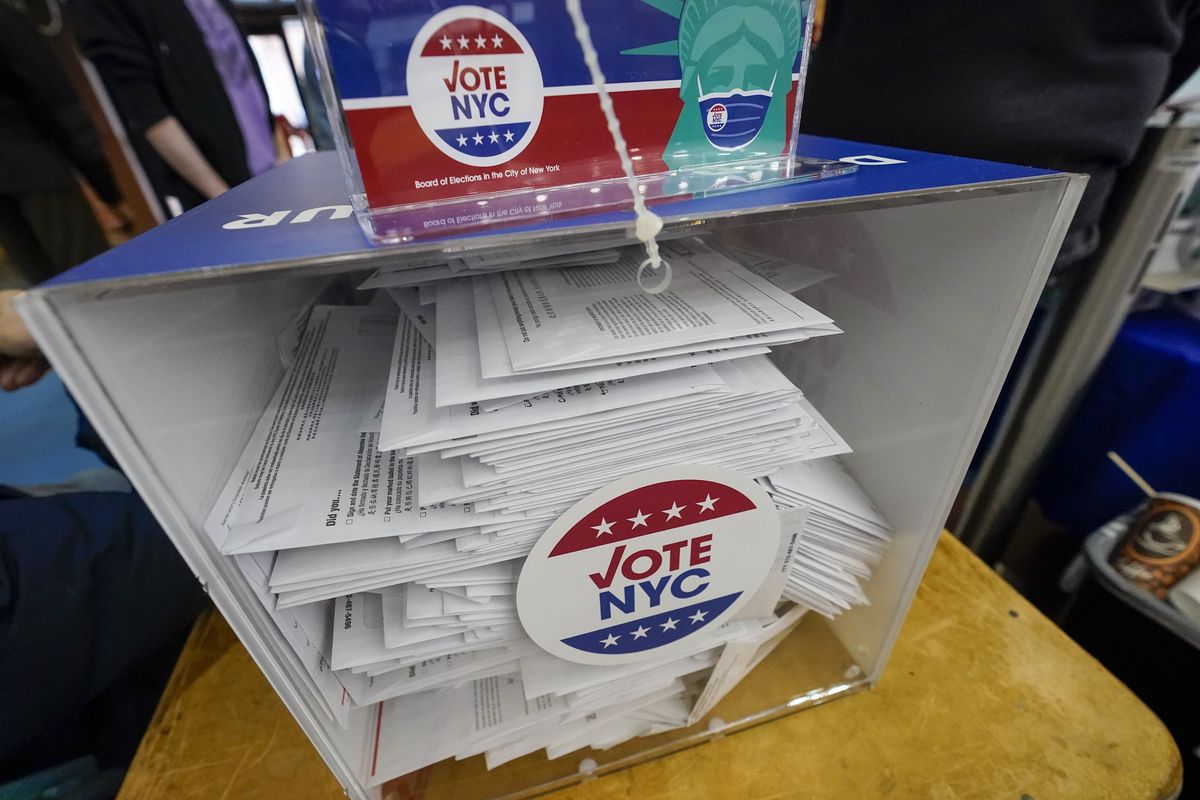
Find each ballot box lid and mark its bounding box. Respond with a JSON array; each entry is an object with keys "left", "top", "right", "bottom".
[{"left": 44, "top": 136, "right": 1056, "bottom": 289}]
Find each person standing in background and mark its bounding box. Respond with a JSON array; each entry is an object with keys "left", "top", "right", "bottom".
[
  {"left": 72, "top": 0, "right": 279, "bottom": 214},
  {"left": 798, "top": 0, "right": 1200, "bottom": 571},
  {"left": 800, "top": 0, "right": 1200, "bottom": 274},
  {"left": 0, "top": 3, "right": 125, "bottom": 284}
]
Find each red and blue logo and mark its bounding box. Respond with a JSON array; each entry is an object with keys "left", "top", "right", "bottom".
[
  {"left": 517, "top": 466, "right": 780, "bottom": 665},
  {"left": 406, "top": 6, "right": 544, "bottom": 168}
]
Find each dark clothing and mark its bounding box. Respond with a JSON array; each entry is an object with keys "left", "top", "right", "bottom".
[
  {"left": 0, "top": 7, "right": 119, "bottom": 204},
  {"left": 0, "top": 413, "right": 207, "bottom": 772},
  {"left": 0, "top": 190, "right": 110, "bottom": 284},
  {"left": 72, "top": 0, "right": 271, "bottom": 211},
  {"left": 801, "top": 0, "right": 1200, "bottom": 265},
  {"left": 0, "top": 489, "right": 207, "bottom": 771},
  {"left": 0, "top": 6, "right": 115, "bottom": 282}
]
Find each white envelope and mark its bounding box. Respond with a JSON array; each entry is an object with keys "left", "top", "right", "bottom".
[
  {"left": 435, "top": 278, "right": 770, "bottom": 407},
  {"left": 485, "top": 243, "right": 833, "bottom": 371}
]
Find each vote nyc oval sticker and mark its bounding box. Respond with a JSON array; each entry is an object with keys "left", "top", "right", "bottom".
[
  {"left": 407, "top": 5, "right": 544, "bottom": 167},
  {"left": 517, "top": 466, "right": 780, "bottom": 665}
]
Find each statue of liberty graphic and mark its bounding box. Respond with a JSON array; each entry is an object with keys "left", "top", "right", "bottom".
[{"left": 625, "top": 0, "right": 805, "bottom": 169}]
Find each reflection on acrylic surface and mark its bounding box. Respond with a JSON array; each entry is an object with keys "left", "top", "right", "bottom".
[{"left": 629, "top": 0, "right": 803, "bottom": 167}]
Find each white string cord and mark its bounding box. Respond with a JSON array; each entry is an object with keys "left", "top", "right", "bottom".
[{"left": 562, "top": 0, "right": 672, "bottom": 293}]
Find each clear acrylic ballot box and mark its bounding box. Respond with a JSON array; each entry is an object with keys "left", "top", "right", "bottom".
[{"left": 17, "top": 135, "right": 1083, "bottom": 800}]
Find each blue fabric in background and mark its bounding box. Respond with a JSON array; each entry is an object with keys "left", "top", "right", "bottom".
[
  {"left": 0, "top": 373, "right": 103, "bottom": 487},
  {"left": 0, "top": 375, "right": 207, "bottom": 778},
  {"left": 1034, "top": 306, "right": 1200, "bottom": 535},
  {"left": 0, "top": 487, "right": 208, "bottom": 770}
]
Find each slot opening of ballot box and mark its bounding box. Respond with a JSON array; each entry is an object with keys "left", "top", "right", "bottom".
[
  {"left": 25, "top": 169, "right": 1079, "bottom": 800},
  {"left": 336, "top": 154, "right": 858, "bottom": 245}
]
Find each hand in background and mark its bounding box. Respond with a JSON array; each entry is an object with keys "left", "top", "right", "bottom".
[
  {"left": 0, "top": 289, "right": 50, "bottom": 390},
  {"left": 112, "top": 201, "right": 137, "bottom": 233},
  {"left": 0, "top": 356, "right": 50, "bottom": 391},
  {"left": 95, "top": 198, "right": 137, "bottom": 237}
]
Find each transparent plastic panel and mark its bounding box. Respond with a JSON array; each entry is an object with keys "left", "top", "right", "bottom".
[
  {"left": 750, "top": 184, "right": 1074, "bottom": 677},
  {"left": 35, "top": 176, "right": 1076, "bottom": 800},
  {"left": 347, "top": 155, "right": 854, "bottom": 245},
  {"left": 392, "top": 613, "right": 863, "bottom": 799},
  {"left": 298, "top": 0, "right": 848, "bottom": 242}
]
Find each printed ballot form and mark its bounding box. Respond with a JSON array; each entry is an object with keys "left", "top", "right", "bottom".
[
  {"left": 206, "top": 306, "right": 496, "bottom": 555},
  {"left": 381, "top": 310, "right": 731, "bottom": 454},
  {"left": 486, "top": 241, "right": 834, "bottom": 370},
  {"left": 434, "top": 277, "right": 770, "bottom": 408}
]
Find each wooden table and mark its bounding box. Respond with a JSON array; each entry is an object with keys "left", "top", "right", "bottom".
[{"left": 117, "top": 533, "right": 1183, "bottom": 800}]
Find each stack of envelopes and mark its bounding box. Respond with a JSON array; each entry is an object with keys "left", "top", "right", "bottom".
[
  {"left": 761, "top": 460, "right": 894, "bottom": 617},
  {"left": 203, "top": 236, "right": 892, "bottom": 784}
]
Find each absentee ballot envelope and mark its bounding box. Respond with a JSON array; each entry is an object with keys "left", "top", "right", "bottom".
[
  {"left": 434, "top": 278, "right": 771, "bottom": 408},
  {"left": 380, "top": 308, "right": 731, "bottom": 455},
  {"left": 471, "top": 276, "right": 836, "bottom": 380},
  {"left": 485, "top": 242, "right": 835, "bottom": 371},
  {"left": 206, "top": 305, "right": 498, "bottom": 555}
]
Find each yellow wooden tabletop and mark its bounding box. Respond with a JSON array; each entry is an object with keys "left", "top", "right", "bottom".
[{"left": 116, "top": 533, "right": 1182, "bottom": 800}]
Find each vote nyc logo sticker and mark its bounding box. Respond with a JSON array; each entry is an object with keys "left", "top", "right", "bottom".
[
  {"left": 705, "top": 103, "right": 728, "bottom": 132},
  {"left": 407, "top": 6, "right": 543, "bottom": 167},
  {"left": 517, "top": 466, "right": 780, "bottom": 665}
]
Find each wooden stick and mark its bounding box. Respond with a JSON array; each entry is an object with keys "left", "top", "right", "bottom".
[{"left": 1107, "top": 451, "right": 1156, "bottom": 497}]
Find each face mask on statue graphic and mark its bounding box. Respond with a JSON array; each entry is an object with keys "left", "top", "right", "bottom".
[{"left": 696, "top": 72, "right": 775, "bottom": 151}]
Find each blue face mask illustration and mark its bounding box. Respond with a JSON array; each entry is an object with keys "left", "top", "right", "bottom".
[{"left": 696, "top": 73, "right": 776, "bottom": 151}]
